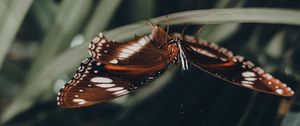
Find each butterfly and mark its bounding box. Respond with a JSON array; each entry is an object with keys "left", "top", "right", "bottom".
[{"left": 57, "top": 23, "right": 294, "bottom": 108}]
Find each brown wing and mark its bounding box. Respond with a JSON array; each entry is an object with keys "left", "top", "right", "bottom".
[
  {"left": 88, "top": 25, "right": 176, "bottom": 67},
  {"left": 58, "top": 26, "right": 179, "bottom": 108},
  {"left": 57, "top": 57, "right": 171, "bottom": 108},
  {"left": 177, "top": 33, "right": 294, "bottom": 96}
]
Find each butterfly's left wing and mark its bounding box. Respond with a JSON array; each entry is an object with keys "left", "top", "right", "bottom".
[
  {"left": 176, "top": 33, "right": 294, "bottom": 96},
  {"left": 58, "top": 25, "right": 178, "bottom": 108},
  {"left": 88, "top": 25, "right": 175, "bottom": 67},
  {"left": 57, "top": 57, "right": 170, "bottom": 108}
]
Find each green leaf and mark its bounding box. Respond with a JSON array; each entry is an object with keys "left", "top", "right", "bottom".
[
  {"left": 83, "top": 0, "right": 123, "bottom": 41},
  {"left": 0, "top": 0, "right": 33, "bottom": 68}
]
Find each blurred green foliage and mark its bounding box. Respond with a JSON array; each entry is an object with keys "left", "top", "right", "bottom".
[{"left": 0, "top": 0, "right": 300, "bottom": 126}]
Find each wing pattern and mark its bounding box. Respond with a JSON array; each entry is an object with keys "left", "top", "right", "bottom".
[
  {"left": 58, "top": 24, "right": 294, "bottom": 108},
  {"left": 177, "top": 33, "right": 294, "bottom": 96},
  {"left": 58, "top": 25, "right": 179, "bottom": 108}
]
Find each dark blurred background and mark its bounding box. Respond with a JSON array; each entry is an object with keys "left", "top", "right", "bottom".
[{"left": 0, "top": 0, "right": 300, "bottom": 126}]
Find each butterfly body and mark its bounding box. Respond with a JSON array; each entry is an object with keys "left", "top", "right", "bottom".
[{"left": 57, "top": 24, "right": 294, "bottom": 108}]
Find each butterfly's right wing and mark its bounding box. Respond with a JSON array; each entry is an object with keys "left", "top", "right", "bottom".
[{"left": 178, "top": 34, "right": 294, "bottom": 96}]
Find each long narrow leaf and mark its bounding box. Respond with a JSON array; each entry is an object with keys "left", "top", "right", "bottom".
[
  {"left": 0, "top": 0, "right": 33, "bottom": 68},
  {"left": 83, "top": 0, "right": 123, "bottom": 41}
]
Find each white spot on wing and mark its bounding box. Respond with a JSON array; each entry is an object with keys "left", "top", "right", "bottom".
[
  {"left": 138, "top": 37, "right": 148, "bottom": 46},
  {"left": 190, "top": 46, "right": 217, "bottom": 58},
  {"left": 276, "top": 89, "right": 283, "bottom": 95},
  {"left": 72, "top": 98, "right": 86, "bottom": 105},
  {"left": 100, "top": 39, "right": 106, "bottom": 43},
  {"left": 118, "top": 53, "right": 131, "bottom": 58},
  {"left": 117, "top": 91, "right": 129, "bottom": 96},
  {"left": 92, "top": 37, "right": 100, "bottom": 43},
  {"left": 106, "top": 87, "right": 124, "bottom": 91},
  {"left": 241, "top": 81, "right": 254, "bottom": 84},
  {"left": 199, "top": 50, "right": 217, "bottom": 58},
  {"left": 244, "top": 77, "right": 257, "bottom": 81},
  {"left": 242, "top": 84, "right": 254, "bottom": 88},
  {"left": 235, "top": 55, "right": 245, "bottom": 62},
  {"left": 132, "top": 43, "right": 141, "bottom": 47},
  {"left": 253, "top": 67, "right": 264, "bottom": 74},
  {"left": 121, "top": 48, "right": 135, "bottom": 54},
  {"left": 282, "top": 83, "right": 286, "bottom": 87},
  {"left": 126, "top": 45, "right": 140, "bottom": 51},
  {"left": 95, "top": 83, "right": 116, "bottom": 88},
  {"left": 113, "top": 90, "right": 128, "bottom": 95},
  {"left": 109, "top": 59, "right": 118, "bottom": 64},
  {"left": 91, "top": 77, "right": 113, "bottom": 83},
  {"left": 88, "top": 50, "right": 93, "bottom": 56},
  {"left": 98, "top": 33, "right": 103, "bottom": 37},
  {"left": 242, "top": 71, "right": 256, "bottom": 77},
  {"left": 263, "top": 74, "right": 273, "bottom": 80},
  {"left": 116, "top": 36, "right": 149, "bottom": 60}
]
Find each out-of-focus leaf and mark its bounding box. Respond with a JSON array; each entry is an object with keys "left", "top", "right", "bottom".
[
  {"left": 31, "top": 0, "right": 57, "bottom": 33},
  {"left": 198, "top": 23, "right": 240, "bottom": 43},
  {"left": 214, "top": 0, "right": 245, "bottom": 8},
  {"left": 0, "top": 0, "right": 93, "bottom": 124},
  {"left": 128, "top": 0, "right": 155, "bottom": 22},
  {"left": 198, "top": 0, "right": 244, "bottom": 42},
  {"left": 0, "top": 1, "right": 7, "bottom": 19},
  {"left": 265, "top": 30, "right": 286, "bottom": 59},
  {"left": 25, "top": 0, "right": 93, "bottom": 82},
  {"left": 281, "top": 111, "right": 300, "bottom": 126},
  {"left": 0, "top": 0, "right": 33, "bottom": 68},
  {"left": 83, "top": 0, "right": 122, "bottom": 41}
]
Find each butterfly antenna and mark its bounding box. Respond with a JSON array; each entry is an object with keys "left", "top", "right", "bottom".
[
  {"left": 158, "top": 16, "right": 171, "bottom": 49},
  {"left": 195, "top": 25, "right": 206, "bottom": 35},
  {"left": 146, "top": 19, "right": 156, "bottom": 29},
  {"left": 165, "top": 15, "right": 170, "bottom": 43},
  {"left": 181, "top": 25, "right": 190, "bottom": 36}
]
